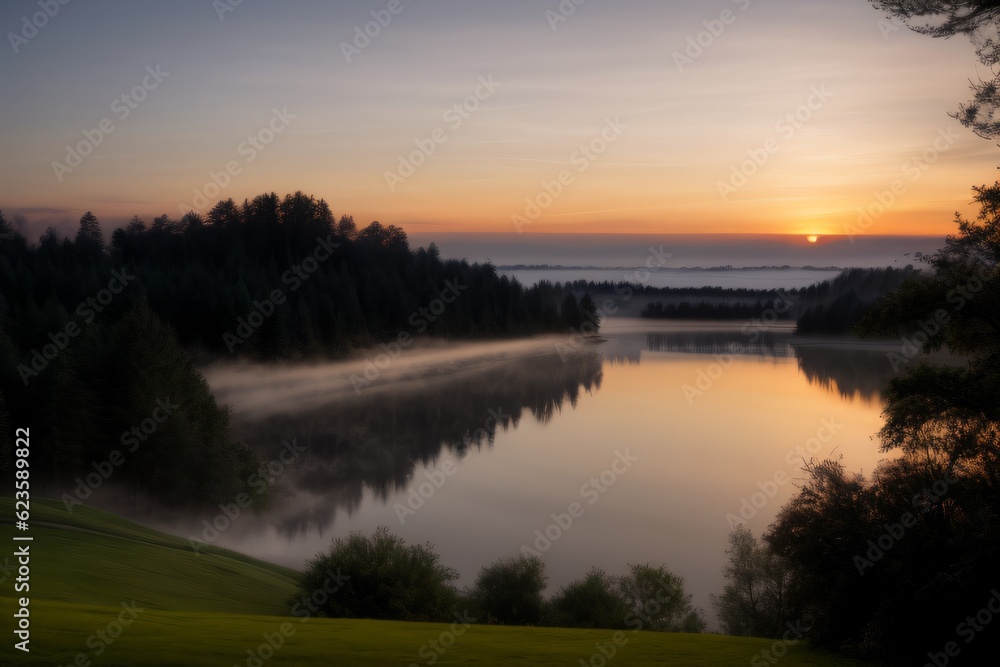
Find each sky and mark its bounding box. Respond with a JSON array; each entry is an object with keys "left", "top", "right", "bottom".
[{"left": 1, "top": 0, "right": 998, "bottom": 240}]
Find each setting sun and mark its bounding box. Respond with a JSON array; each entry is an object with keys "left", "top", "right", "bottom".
[{"left": 807, "top": 235, "right": 820, "bottom": 243}]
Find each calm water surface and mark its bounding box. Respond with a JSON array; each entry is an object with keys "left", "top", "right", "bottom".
[{"left": 169, "top": 319, "right": 904, "bottom": 616}]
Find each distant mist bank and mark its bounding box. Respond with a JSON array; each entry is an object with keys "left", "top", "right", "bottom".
[{"left": 408, "top": 233, "right": 944, "bottom": 270}]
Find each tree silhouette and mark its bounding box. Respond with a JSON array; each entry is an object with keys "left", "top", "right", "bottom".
[
  {"left": 769, "top": 183, "right": 1000, "bottom": 662},
  {"left": 712, "top": 526, "right": 797, "bottom": 638},
  {"left": 468, "top": 554, "right": 547, "bottom": 626},
  {"left": 75, "top": 211, "right": 103, "bottom": 250},
  {"left": 872, "top": 1, "right": 1000, "bottom": 139}
]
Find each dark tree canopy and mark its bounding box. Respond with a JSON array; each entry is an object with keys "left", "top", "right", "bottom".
[
  {"left": 0, "top": 191, "right": 601, "bottom": 506},
  {"left": 769, "top": 182, "right": 1000, "bottom": 663},
  {"left": 468, "top": 554, "right": 547, "bottom": 626}
]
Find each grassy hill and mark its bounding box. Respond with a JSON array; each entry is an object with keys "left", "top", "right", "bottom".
[
  {"left": 0, "top": 497, "right": 299, "bottom": 615},
  {"left": 0, "top": 498, "right": 871, "bottom": 666}
]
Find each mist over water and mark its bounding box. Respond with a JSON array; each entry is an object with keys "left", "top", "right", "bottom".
[{"left": 112, "top": 320, "right": 912, "bottom": 621}]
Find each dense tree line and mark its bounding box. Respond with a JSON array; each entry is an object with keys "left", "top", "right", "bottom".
[
  {"left": 795, "top": 267, "right": 917, "bottom": 334},
  {"left": 627, "top": 267, "right": 912, "bottom": 330},
  {"left": 296, "top": 530, "right": 705, "bottom": 632},
  {"left": 640, "top": 299, "right": 794, "bottom": 321},
  {"left": 771, "top": 7, "right": 1000, "bottom": 653},
  {"left": 565, "top": 280, "right": 802, "bottom": 300},
  {"left": 754, "top": 182, "right": 1000, "bottom": 664},
  {"left": 0, "top": 192, "right": 598, "bottom": 505}
]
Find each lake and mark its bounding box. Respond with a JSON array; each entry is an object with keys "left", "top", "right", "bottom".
[{"left": 148, "top": 319, "right": 904, "bottom": 621}]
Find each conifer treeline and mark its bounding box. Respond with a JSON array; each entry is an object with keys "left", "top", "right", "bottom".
[{"left": 0, "top": 191, "right": 597, "bottom": 505}]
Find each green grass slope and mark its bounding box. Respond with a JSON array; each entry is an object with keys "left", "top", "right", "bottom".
[
  {"left": 0, "top": 497, "right": 299, "bottom": 615},
  {"left": 2, "top": 602, "right": 873, "bottom": 667},
  {"left": 0, "top": 498, "right": 871, "bottom": 666}
]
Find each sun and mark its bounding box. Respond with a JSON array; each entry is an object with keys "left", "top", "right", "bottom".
[{"left": 806, "top": 235, "right": 819, "bottom": 243}]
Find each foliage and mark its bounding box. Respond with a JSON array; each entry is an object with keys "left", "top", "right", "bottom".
[
  {"left": 549, "top": 567, "right": 629, "bottom": 629},
  {"left": 711, "top": 526, "right": 798, "bottom": 638},
  {"left": 296, "top": 527, "right": 459, "bottom": 622},
  {"left": 620, "top": 563, "right": 706, "bottom": 633},
  {"left": 0, "top": 292, "right": 255, "bottom": 506},
  {"left": 872, "top": 1, "right": 1000, "bottom": 140},
  {"left": 0, "top": 196, "right": 600, "bottom": 504},
  {"left": 2, "top": 499, "right": 865, "bottom": 665},
  {"left": 768, "top": 183, "right": 1000, "bottom": 663},
  {"left": 633, "top": 267, "right": 914, "bottom": 330},
  {"left": 795, "top": 266, "right": 918, "bottom": 334},
  {"left": 467, "top": 554, "right": 548, "bottom": 626},
  {"left": 548, "top": 562, "right": 705, "bottom": 632}
]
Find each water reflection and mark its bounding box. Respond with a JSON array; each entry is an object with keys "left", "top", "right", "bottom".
[
  {"left": 636, "top": 328, "right": 898, "bottom": 402},
  {"left": 216, "top": 326, "right": 900, "bottom": 540},
  {"left": 645, "top": 331, "right": 793, "bottom": 358},
  {"left": 156, "top": 323, "right": 918, "bottom": 621},
  {"left": 792, "top": 344, "right": 897, "bottom": 402},
  {"left": 229, "top": 348, "right": 604, "bottom": 537}
]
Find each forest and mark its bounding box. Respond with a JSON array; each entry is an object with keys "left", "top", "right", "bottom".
[
  {"left": 0, "top": 192, "right": 598, "bottom": 506},
  {"left": 710, "top": 181, "right": 1000, "bottom": 665},
  {"left": 629, "top": 266, "right": 916, "bottom": 332}
]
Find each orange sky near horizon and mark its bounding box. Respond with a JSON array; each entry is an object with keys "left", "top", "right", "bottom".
[{"left": 1, "top": 1, "right": 997, "bottom": 240}]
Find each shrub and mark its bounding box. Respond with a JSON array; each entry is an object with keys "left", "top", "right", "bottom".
[
  {"left": 468, "top": 554, "right": 547, "bottom": 625},
  {"left": 295, "top": 527, "right": 458, "bottom": 622}
]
